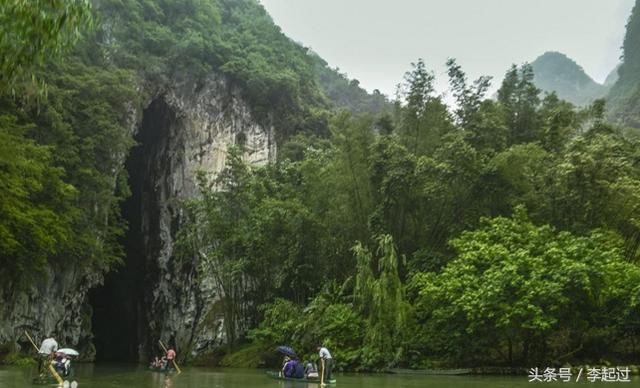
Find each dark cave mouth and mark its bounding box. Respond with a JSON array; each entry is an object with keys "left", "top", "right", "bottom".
[{"left": 88, "top": 98, "right": 174, "bottom": 363}]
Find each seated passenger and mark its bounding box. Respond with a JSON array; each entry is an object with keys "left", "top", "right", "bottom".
[
  {"left": 293, "top": 359, "right": 305, "bottom": 379},
  {"left": 282, "top": 356, "right": 296, "bottom": 378},
  {"left": 61, "top": 357, "right": 71, "bottom": 376},
  {"left": 305, "top": 361, "right": 319, "bottom": 378},
  {"left": 52, "top": 352, "right": 70, "bottom": 376}
]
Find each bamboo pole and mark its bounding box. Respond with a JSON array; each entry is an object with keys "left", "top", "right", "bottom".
[
  {"left": 158, "top": 340, "right": 181, "bottom": 374},
  {"left": 24, "top": 331, "right": 64, "bottom": 386},
  {"left": 320, "top": 358, "right": 325, "bottom": 387}
]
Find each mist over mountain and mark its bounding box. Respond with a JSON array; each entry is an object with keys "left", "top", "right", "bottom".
[
  {"left": 530, "top": 51, "right": 608, "bottom": 106},
  {"left": 604, "top": 64, "right": 621, "bottom": 87}
]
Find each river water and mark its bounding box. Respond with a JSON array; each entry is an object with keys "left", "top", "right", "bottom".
[{"left": 1, "top": 365, "right": 639, "bottom": 387}]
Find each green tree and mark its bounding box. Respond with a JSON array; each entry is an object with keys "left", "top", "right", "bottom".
[
  {"left": 497, "top": 64, "right": 541, "bottom": 145},
  {"left": 352, "top": 235, "right": 406, "bottom": 368},
  {"left": 464, "top": 100, "right": 509, "bottom": 153},
  {"left": 244, "top": 197, "right": 324, "bottom": 306},
  {"left": 538, "top": 92, "right": 578, "bottom": 153},
  {"left": 483, "top": 143, "right": 552, "bottom": 216},
  {"left": 446, "top": 58, "right": 492, "bottom": 128},
  {"left": 542, "top": 125, "right": 640, "bottom": 260},
  {"left": 368, "top": 136, "right": 418, "bottom": 254},
  {"left": 0, "top": 0, "right": 92, "bottom": 90},
  {"left": 413, "top": 132, "right": 484, "bottom": 259},
  {"left": 398, "top": 59, "right": 454, "bottom": 154},
  {"left": 409, "top": 208, "right": 639, "bottom": 365},
  {"left": 328, "top": 112, "right": 375, "bottom": 242},
  {"left": 0, "top": 58, "right": 135, "bottom": 289},
  {"left": 176, "top": 146, "right": 255, "bottom": 345},
  {"left": 0, "top": 115, "right": 77, "bottom": 289}
]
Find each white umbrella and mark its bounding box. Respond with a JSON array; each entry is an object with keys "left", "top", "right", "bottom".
[{"left": 57, "top": 348, "right": 79, "bottom": 356}]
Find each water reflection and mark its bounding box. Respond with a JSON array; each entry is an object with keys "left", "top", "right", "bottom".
[
  {"left": 150, "top": 370, "right": 173, "bottom": 387},
  {"left": 280, "top": 382, "right": 320, "bottom": 388}
]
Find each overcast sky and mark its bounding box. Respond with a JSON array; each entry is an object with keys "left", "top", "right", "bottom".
[{"left": 258, "top": 0, "right": 635, "bottom": 98}]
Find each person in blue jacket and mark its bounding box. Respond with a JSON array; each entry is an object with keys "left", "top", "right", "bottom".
[
  {"left": 282, "top": 356, "right": 296, "bottom": 377},
  {"left": 282, "top": 356, "right": 305, "bottom": 378}
]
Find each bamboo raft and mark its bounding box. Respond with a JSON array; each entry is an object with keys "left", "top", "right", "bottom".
[{"left": 266, "top": 371, "right": 337, "bottom": 384}]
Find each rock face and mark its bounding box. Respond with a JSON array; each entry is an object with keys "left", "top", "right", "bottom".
[
  {"left": 128, "top": 74, "right": 276, "bottom": 362},
  {"left": 0, "top": 264, "right": 104, "bottom": 361},
  {"left": 1, "top": 73, "right": 275, "bottom": 362}
]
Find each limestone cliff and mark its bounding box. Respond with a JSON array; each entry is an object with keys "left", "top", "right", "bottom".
[
  {"left": 130, "top": 75, "right": 276, "bottom": 362},
  {"left": 0, "top": 265, "right": 104, "bottom": 361},
  {"left": 1, "top": 73, "right": 275, "bottom": 362}
]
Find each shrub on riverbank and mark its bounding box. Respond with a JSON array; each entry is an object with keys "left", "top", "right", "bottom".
[
  {"left": 1, "top": 352, "right": 36, "bottom": 367},
  {"left": 227, "top": 210, "right": 640, "bottom": 371}
]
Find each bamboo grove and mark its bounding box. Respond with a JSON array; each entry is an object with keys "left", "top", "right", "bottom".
[
  {"left": 2, "top": 0, "right": 640, "bottom": 371},
  {"left": 178, "top": 59, "right": 640, "bottom": 369}
]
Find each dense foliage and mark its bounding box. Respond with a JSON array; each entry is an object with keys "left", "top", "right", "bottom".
[
  {"left": 89, "top": 0, "right": 330, "bottom": 138},
  {"left": 180, "top": 57, "right": 640, "bottom": 369},
  {"left": 409, "top": 208, "right": 640, "bottom": 365},
  {"left": 0, "top": 0, "right": 136, "bottom": 291},
  {"left": 311, "top": 52, "right": 392, "bottom": 115},
  {"left": 0, "top": 0, "right": 92, "bottom": 90},
  {"left": 3, "top": 0, "right": 640, "bottom": 372},
  {"left": 0, "top": 60, "right": 138, "bottom": 291},
  {"left": 0, "top": 0, "right": 372, "bottom": 290}
]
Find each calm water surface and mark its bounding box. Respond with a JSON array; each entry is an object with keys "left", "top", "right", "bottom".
[{"left": 1, "top": 365, "right": 640, "bottom": 388}]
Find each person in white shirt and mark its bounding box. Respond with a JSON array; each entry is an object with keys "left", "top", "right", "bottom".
[
  {"left": 37, "top": 335, "right": 58, "bottom": 373},
  {"left": 305, "top": 361, "right": 319, "bottom": 378},
  {"left": 317, "top": 345, "right": 333, "bottom": 381},
  {"left": 39, "top": 336, "right": 58, "bottom": 355}
]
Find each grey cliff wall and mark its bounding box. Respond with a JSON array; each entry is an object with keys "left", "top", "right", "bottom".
[
  {"left": 0, "top": 265, "right": 104, "bottom": 360},
  {"left": 132, "top": 74, "right": 275, "bottom": 361},
  {"left": 1, "top": 73, "right": 275, "bottom": 362}
]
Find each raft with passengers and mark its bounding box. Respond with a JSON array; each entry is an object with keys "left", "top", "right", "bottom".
[
  {"left": 266, "top": 345, "right": 337, "bottom": 385},
  {"left": 24, "top": 331, "right": 79, "bottom": 387},
  {"left": 148, "top": 340, "right": 181, "bottom": 375}
]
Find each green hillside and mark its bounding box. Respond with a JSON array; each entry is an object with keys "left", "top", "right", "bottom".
[
  {"left": 607, "top": 0, "right": 640, "bottom": 127},
  {"left": 0, "top": 0, "right": 389, "bottom": 295},
  {"left": 531, "top": 51, "right": 607, "bottom": 106},
  {"left": 311, "top": 52, "right": 392, "bottom": 114},
  {"left": 3, "top": 0, "right": 640, "bottom": 372}
]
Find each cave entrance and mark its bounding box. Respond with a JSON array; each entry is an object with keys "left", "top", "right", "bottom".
[{"left": 88, "top": 98, "right": 174, "bottom": 362}]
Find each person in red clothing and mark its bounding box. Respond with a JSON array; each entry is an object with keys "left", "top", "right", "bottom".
[{"left": 164, "top": 348, "right": 176, "bottom": 372}]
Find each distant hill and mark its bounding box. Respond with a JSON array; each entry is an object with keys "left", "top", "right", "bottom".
[
  {"left": 310, "top": 52, "right": 392, "bottom": 115},
  {"left": 607, "top": 0, "right": 640, "bottom": 127},
  {"left": 531, "top": 51, "right": 607, "bottom": 106}
]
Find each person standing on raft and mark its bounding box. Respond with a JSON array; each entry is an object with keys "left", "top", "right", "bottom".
[
  {"left": 317, "top": 345, "right": 333, "bottom": 381},
  {"left": 37, "top": 335, "right": 58, "bottom": 373},
  {"left": 164, "top": 347, "right": 176, "bottom": 372}
]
